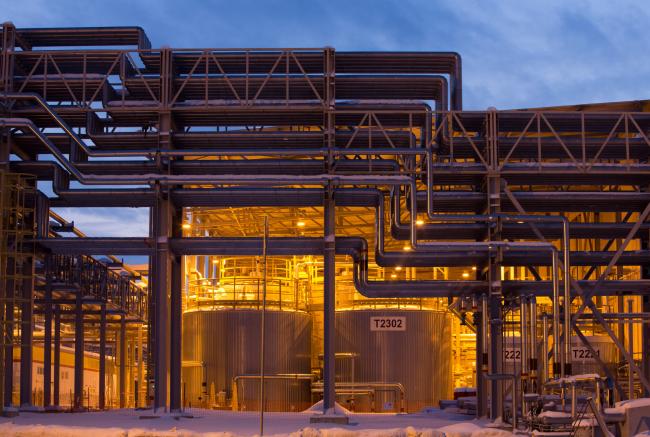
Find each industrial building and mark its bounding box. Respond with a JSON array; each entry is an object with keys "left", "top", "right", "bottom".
[{"left": 0, "top": 22, "right": 650, "bottom": 433}]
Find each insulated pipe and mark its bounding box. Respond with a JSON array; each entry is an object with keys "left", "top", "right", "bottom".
[
  {"left": 529, "top": 295, "right": 538, "bottom": 392},
  {"left": 628, "top": 299, "right": 634, "bottom": 400},
  {"left": 396, "top": 186, "right": 572, "bottom": 274},
  {"left": 520, "top": 296, "right": 529, "bottom": 392},
  {"left": 552, "top": 250, "right": 562, "bottom": 378},
  {"left": 541, "top": 313, "right": 549, "bottom": 388},
  {"left": 422, "top": 169, "right": 573, "bottom": 371},
  {"left": 1, "top": 117, "right": 413, "bottom": 186},
  {"left": 2, "top": 93, "right": 429, "bottom": 157},
  {"left": 49, "top": 210, "right": 139, "bottom": 277},
  {"left": 479, "top": 294, "right": 489, "bottom": 417}
]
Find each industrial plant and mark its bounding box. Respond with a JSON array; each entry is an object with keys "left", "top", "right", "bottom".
[{"left": 1, "top": 22, "right": 650, "bottom": 436}]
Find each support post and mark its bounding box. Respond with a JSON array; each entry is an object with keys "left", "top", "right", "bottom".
[
  {"left": 119, "top": 314, "right": 126, "bottom": 409},
  {"left": 151, "top": 192, "right": 170, "bottom": 412},
  {"left": 73, "top": 284, "right": 84, "bottom": 410},
  {"left": 322, "top": 186, "right": 336, "bottom": 413},
  {"left": 53, "top": 306, "right": 60, "bottom": 407},
  {"left": 642, "top": 234, "right": 650, "bottom": 396},
  {"left": 137, "top": 324, "right": 144, "bottom": 408},
  {"left": 628, "top": 299, "right": 634, "bottom": 400},
  {"left": 99, "top": 304, "right": 106, "bottom": 410},
  {"left": 19, "top": 256, "right": 34, "bottom": 408},
  {"left": 170, "top": 254, "right": 182, "bottom": 412},
  {"left": 43, "top": 267, "right": 52, "bottom": 408},
  {"left": 476, "top": 294, "right": 488, "bottom": 418},
  {"left": 644, "top": 295, "right": 650, "bottom": 397},
  {"left": 150, "top": 185, "right": 181, "bottom": 412},
  {"left": 485, "top": 114, "right": 504, "bottom": 421},
  {"left": 2, "top": 260, "right": 15, "bottom": 409}
]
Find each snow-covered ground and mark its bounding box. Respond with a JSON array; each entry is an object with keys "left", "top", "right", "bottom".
[{"left": 0, "top": 408, "right": 513, "bottom": 437}]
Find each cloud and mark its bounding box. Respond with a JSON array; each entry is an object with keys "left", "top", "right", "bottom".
[
  {"left": 51, "top": 207, "right": 149, "bottom": 237},
  {"left": 7, "top": 0, "right": 650, "bottom": 109}
]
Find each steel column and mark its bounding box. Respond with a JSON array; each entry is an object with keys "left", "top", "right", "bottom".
[
  {"left": 99, "top": 304, "right": 106, "bottom": 409},
  {"left": 322, "top": 187, "right": 336, "bottom": 412},
  {"left": 19, "top": 256, "right": 34, "bottom": 407},
  {"left": 151, "top": 192, "right": 171, "bottom": 412},
  {"left": 119, "top": 314, "right": 126, "bottom": 409},
  {"left": 642, "top": 234, "right": 650, "bottom": 396},
  {"left": 476, "top": 294, "right": 488, "bottom": 417},
  {"left": 53, "top": 306, "right": 60, "bottom": 407},
  {"left": 137, "top": 325, "right": 144, "bottom": 408},
  {"left": 170, "top": 254, "right": 182, "bottom": 412},
  {"left": 2, "top": 255, "right": 15, "bottom": 409},
  {"left": 73, "top": 284, "right": 84, "bottom": 410},
  {"left": 486, "top": 114, "right": 504, "bottom": 420},
  {"left": 42, "top": 269, "right": 52, "bottom": 408}
]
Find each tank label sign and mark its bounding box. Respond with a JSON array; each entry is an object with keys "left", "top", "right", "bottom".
[
  {"left": 370, "top": 316, "right": 406, "bottom": 331},
  {"left": 571, "top": 347, "right": 600, "bottom": 362},
  {"left": 504, "top": 348, "right": 521, "bottom": 362}
]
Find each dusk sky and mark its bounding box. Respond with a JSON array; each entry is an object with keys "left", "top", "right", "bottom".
[{"left": 6, "top": 0, "right": 650, "bottom": 245}]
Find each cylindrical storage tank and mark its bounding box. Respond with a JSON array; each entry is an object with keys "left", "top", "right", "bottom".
[
  {"left": 505, "top": 335, "right": 618, "bottom": 379},
  {"left": 334, "top": 310, "right": 453, "bottom": 413},
  {"left": 182, "top": 310, "right": 312, "bottom": 411},
  {"left": 567, "top": 335, "right": 617, "bottom": 376}
]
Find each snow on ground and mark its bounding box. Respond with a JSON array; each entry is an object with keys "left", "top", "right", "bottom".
[{"left": 0, "top": 408, "right": 511, "bottom": 437}]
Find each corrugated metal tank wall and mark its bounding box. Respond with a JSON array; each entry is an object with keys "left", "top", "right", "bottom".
[
  {"left": 334, "top": 310, "right": 453, "bottom": 413},
  {"left": 503, "top": 335, "right": 618, "bottom": 377},
  {"left": 182, "top": 310, "right": 312, "bottom": 411}
]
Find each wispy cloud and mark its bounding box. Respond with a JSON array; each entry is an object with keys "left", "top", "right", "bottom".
[
  {"left": 51, "top": 207, "right": 149, "bottom": 237},
  {"left": 7, "top": 0, "right": 650, "bottom": 108},
  {"left": 9, "top": 0, "right": 650, "bottom": 238}
]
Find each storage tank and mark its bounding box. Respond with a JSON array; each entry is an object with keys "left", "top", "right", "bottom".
[
  {"left": 182, "top": 309, "right": 312, "bottom": 411},
  {"left": 503, "top": 335, "right": 618, "bottom": 378},
  {"left": 334, "top": 309, "right": 453, "bottom": 413},
  {"left": 182, "top": 257, "right": 312, "bottom": 412}
]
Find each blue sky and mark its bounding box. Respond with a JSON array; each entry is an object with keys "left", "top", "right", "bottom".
[
  {"left": 7, "top": 0, "right": 650, "bottom": 109},
  {"left": 7, "top": 0, "right": 650, "bottom": 246}
]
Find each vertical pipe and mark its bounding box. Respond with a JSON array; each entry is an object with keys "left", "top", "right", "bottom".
[
  {"left": 541, "top": 313, "right": 548, "bottom": 388},
  {"left": 53, "top": 306, "right": 60, "bottom": 407},
  {"left": 644, "top": 295, "right": 650, "bottom": 397},
  {"left": 323, "top": 188, "right": 336, "bottom": 413},
  {"left": 628, "top": 300, "right": 634, "bottom": 400},
  {"left": 99, "top": 304, "right": 106, "bottom": 410},
  {"left": 119, "top": 314, "right": 126, "bottom": 409},
  {"left": 519, "top": 296, "right": 528, "bottom": 420},
  {"left": 137, "top": 324, "right": 144, "bottom": 409},
  {"left": 259, "top": 215, "right": 268, "bottom": 435},
  {"left": 477, "top": 294, "right": 488, "bottom": 417},
  {"left": 529, "top": 296, "right": 538, "bottom": 393},
  {"left": 552, "top": 250, "right": 561, "bottom": 378},
  {"left": 520, "top": 296, "right": 529, "bottom": 387},
  {"left": 571, "top": 382, "right": 577, "bottom": 419},
  {"left": 563, "top": 220, "right": 572, "bottom": 376},
  {"left": 74, "top": 288, "right": 84, "bottom": 410}
]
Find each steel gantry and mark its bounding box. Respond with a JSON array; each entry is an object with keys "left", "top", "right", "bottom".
[{"left": 1, "top": 22, "right": 650, "bottom": 423}]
